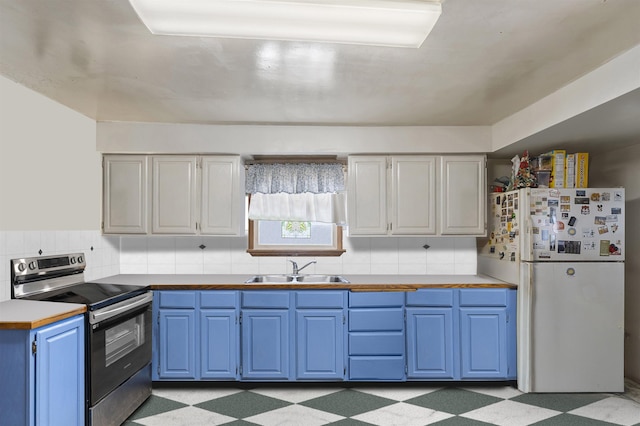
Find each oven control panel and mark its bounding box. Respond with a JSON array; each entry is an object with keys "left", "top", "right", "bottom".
[{"left": 11, "top": 253, "right": 86, "bottom": 278}]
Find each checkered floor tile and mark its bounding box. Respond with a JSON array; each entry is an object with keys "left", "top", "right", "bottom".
[{"left": 124, "top": 383, "right": 640, "bottom": 426}]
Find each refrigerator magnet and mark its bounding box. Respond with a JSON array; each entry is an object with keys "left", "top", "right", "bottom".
[
  {"left": 575, "top": 197, "right": 590, "bottom": 204},
  {"left": 614, "top": 191, "right": 623, "bottom": 201},
  {"left": 591, "top": 193, "right": 601, "bottom": 201},
  {"left": 581, "top": 206, "right": 590, "bottom": 215},
  {"left": 601, "top": 192, "right": 611, "bottom": 201},
  {"left": 599, "top": 240, "right": 610, "bottom": 256},
  {"left": 611, "top": 207, "right": 622, "bottom": 214},
  {"left": 568, "top": 227, "right": 576, "bottom": 236}
]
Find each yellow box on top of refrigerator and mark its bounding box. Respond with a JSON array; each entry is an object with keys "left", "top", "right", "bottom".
[
  {"left": 541, "top": 150, "right": 566, "bottom": 188},
  {"left": 575, "top": 153, "right": 589, "bottom": 188}
]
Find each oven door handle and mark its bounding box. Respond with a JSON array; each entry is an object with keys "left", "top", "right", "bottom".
[{"left": 90, "top": 292, "right": 153, "bottom": 324}]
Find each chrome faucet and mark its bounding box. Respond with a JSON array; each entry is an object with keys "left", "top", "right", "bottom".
[{"left": 289, "top": 260, "right": 316, "bottom": 275}]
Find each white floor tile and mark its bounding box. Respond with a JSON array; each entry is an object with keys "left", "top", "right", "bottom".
[
  {"left": 461, "top": 400, "right": 560, "bottom": 426},
  {"left": 135, "top": 406, "right": 235, "bottom": 426},
  {"left": 249, "top": 386, "right": 343, "bottom": 403},
  {"left": 352, "top": 401, "right": 453, "bottom": 426},
  {"left": 568, "top": 396, "right": 640, "bottom": 426},
  {"left": 460, "top": 385, "right": 523, "bottom": 400},
  {"left": 244, "top": 404, "right": 344, "bottom": 426},
  {"left": 352, "top": 385, "right": 442, "bottom": 401},
  {"left": 152, "top": 387, "right": 243, "bottom": 405}
]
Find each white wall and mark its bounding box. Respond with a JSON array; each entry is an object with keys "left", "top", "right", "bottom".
[
  {"left": 590, "top": 142, "right": 640, "bottom": 383},
  {"left": 0, "top": 75, "right": 119, "bottom": 302},
  {"left": 0, "top": 75, "right": 101, "bottom": 230},
  {"left": 96, "top": 121, "right": 492, "bottom": 156}
]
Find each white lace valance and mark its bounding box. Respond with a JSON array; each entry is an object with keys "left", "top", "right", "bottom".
[
  {"left": 248, "top": 193, "right": 347, "bottom": 224},
  {"left": 246, "top": 163, "right": 345, "bottom": 194}
]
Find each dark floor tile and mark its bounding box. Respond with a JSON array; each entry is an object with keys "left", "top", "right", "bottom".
[
  {"left": 405, "top": 388, "right": 502, "bottom": 415},
  {"left": 195, "top": 390, "right": 291, "bottom": 418},
  {"left": 510, "top": 393, "right": 609, "bottom": 412},
  {"left": 220, "top": 420, "right": 261, "bottom": 426},
  {"left": 301, "top": 389, "right": 396, "bottom": 417},
  {"left": 126, "top": 395, "right": 188, "bottom": 420},
  {"left": 531, "top": 413, "right": 622, "bottom": 425},
  {"left": 430, "top": 416, "right": 497, "bottom": 426}
]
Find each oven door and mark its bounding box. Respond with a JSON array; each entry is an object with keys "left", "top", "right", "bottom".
[{"left": 89, "top": 292, "right": 153, "bottom": 405}]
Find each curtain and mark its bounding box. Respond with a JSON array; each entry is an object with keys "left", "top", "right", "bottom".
[
  {"left": 246, "top": 163, "right": 346, "bottom": 224},
  {"left": 246, "top": 163, "right": 344, "bottom": 194}
]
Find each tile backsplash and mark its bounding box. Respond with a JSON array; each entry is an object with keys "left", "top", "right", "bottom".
[
  {"left": 1, "top": 231, "right": 477, "bottom": 303},
  {"left": 0, "top": 230, "right": 121, "bottom": 302},
  {"left": 120, "top": 235, "right": 477, "bottom": 277}
]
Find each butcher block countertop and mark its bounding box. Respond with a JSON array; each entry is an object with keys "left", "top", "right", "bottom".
[
  {"left": 91, "top": 274, "right": 514, "bottom": 291},
  {"left": 0, "top": 300, "right": 86, "bottom": 330}
]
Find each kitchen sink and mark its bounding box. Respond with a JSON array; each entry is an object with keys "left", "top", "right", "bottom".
[{"left": 245, "top": 274, "right": 349, "bottom": 284}]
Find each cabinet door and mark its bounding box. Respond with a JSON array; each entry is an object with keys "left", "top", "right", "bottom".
[
  {"left": 241, "top": 310, "right": 290, "bottom": 380},
  {"left": 391, "top": 156, "right": 437, "bottom": 235},
  {"left": 201, "top": 309, "right": 238, "bottom": 379},
  {"left": 347, "top": 156, "right": 387, "bottom": 235},
  {"left": 35, "top": 316, "right": 84, "bottom": 426},
  {"left": 440, "top": 155, "right": 486, "bottom": 235},
  {"left": 152, "top": 156, "right": 198, "bottom": 234},
  {"left": 200, "top": 156, "right": 244, "bottom": 235},
  {"left": 103, "top": 155, "right": 149, "bottom": 234},
  {"left": 406, "top": 308, "right": 455, "bottom": 379},
  {"left": 296, "top": 310, "right": 344, "bottom": 380},
  {"left": 459, "top": 307, "right": 508, "bottom": 379},
  {"left": 158, "top": 309, "right": 197, "bottom": 379}
]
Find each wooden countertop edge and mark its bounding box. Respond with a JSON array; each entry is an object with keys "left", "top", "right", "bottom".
[
  {"left": 0, "top": 306, "right": 87, "bottom": 330},
  {"left": 148, "top": 283, "right": 516, "bottom": 291}
]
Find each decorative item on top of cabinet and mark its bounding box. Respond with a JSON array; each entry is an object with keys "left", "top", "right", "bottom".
[
  {"left": 347, "top": 155, "right": 486, "bottom": 236},
  {"left": 102, "top": 154, "right": 245, "bottom": 235}
]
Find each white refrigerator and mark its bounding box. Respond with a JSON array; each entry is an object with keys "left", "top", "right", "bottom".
[{"left": 478, "top": 187, "right": 625, "bottom": 392}]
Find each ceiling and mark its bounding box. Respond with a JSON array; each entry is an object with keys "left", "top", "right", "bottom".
[{"left": 1, "top": 0, "right": 639, "bottom": 151}]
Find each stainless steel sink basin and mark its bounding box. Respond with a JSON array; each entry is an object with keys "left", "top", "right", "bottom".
[{"left": 245, "top": 274, "right": 349, "bottom": 284}]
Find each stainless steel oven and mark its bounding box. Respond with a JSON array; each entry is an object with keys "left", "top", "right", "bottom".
[{"left": 11, "top": 253, "right": 153, "bottom": 426}]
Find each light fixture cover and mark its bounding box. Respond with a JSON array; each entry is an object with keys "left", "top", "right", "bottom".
[{"left": 128, "top": 0, "right": 442, "bottom": 48}]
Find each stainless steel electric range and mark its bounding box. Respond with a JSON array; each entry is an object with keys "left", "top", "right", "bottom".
[{"left": 11, "top": 253, "right": 153, "bottom": 426}]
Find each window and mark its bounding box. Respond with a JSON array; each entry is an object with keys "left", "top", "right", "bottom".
[{"left": 248, "top": 219, "right": 345, "bottom": 256}]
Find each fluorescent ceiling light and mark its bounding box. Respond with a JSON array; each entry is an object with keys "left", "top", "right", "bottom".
[{"left": 128, "top": 0, "right": 442, "bottom": 48}]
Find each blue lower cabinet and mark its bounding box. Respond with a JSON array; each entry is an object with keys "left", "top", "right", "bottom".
[
  {"left": 458, "top": 289, "right": 516, "bottom": 380},
  {"left": 154, "top": 290, "right": 239, "bottom": 381},
  {"left": 0, "top": 315, "right": 85, "bottom": 426},
  {"left": 296, "top": 310, "right": 345, "bottom": 380},
  {"left": 158, "top": 309, "right": 197, "bottom": 379},
  {"left": 459, "top": 307, "right": 508, "bottom": 379},
  {"left": 201, "top": 309, "right": 238, "bottom": 379},
  {"left": 406, "top": 307, "right": 456, "bottom": 379},
  {"left": 348, "top": 291, "right": 406, "bottom": 381},
  {"left": 241, "top": 309, "right": 290, "bottom": 379}
]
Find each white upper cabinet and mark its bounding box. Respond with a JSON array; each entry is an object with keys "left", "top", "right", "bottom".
[
  {"left": 392, "top": 156, "right": 437, "bottom": 235},
  {"left": 348, "top": 155, "right": 486, "bottom": 236},
  {"left": 103, "top": 154, "right": 245, "bottom": 235},
  {"left": 152, "top": 156, "right": 198, "bottom": 234},
  {"left": 103, "top": 155, "right": 149, "bottom": 234},
  {"left": 440, "top": 156, "right": 486, "bottom": 235},
  {"left": 347, "top": 156, "right": 387, "bottom": 235},
  {"left": 200, "top": 156, "right": 244, "bottom": 235}
]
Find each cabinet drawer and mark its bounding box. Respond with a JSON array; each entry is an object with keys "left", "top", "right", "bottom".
[
  {"left": 459, "top": 289, "right": 507, "bottom": 307},
  {"left": 200, "top": 291, "right": 237, "bottom": 309},
  {"left": 406, "top": 289, "right": 454, "bottom": 307},
  {"left": 349, "top": 292, "right": 404, "bottom": 307},
  {"left": 157, "top": 291, "right": 196, "bottom": 308},
  {"left": 295, "top": 291, "right": 345, "bottom": 309},
  {"left": 349, "top": 309, "right": 404, "bottom": 331},
  {"left": 349, "top": 333, "right": 404, "bottom": 356},
  {"left": 349, "top": 357, "right": 405, "bottom": 380},
  {"left": 241, "top": 291, "right": 290, "bottom": 308}
]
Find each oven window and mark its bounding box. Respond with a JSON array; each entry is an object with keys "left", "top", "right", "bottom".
[{"left": 105, "top": 314, "right": 145, "bottom": 367}]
